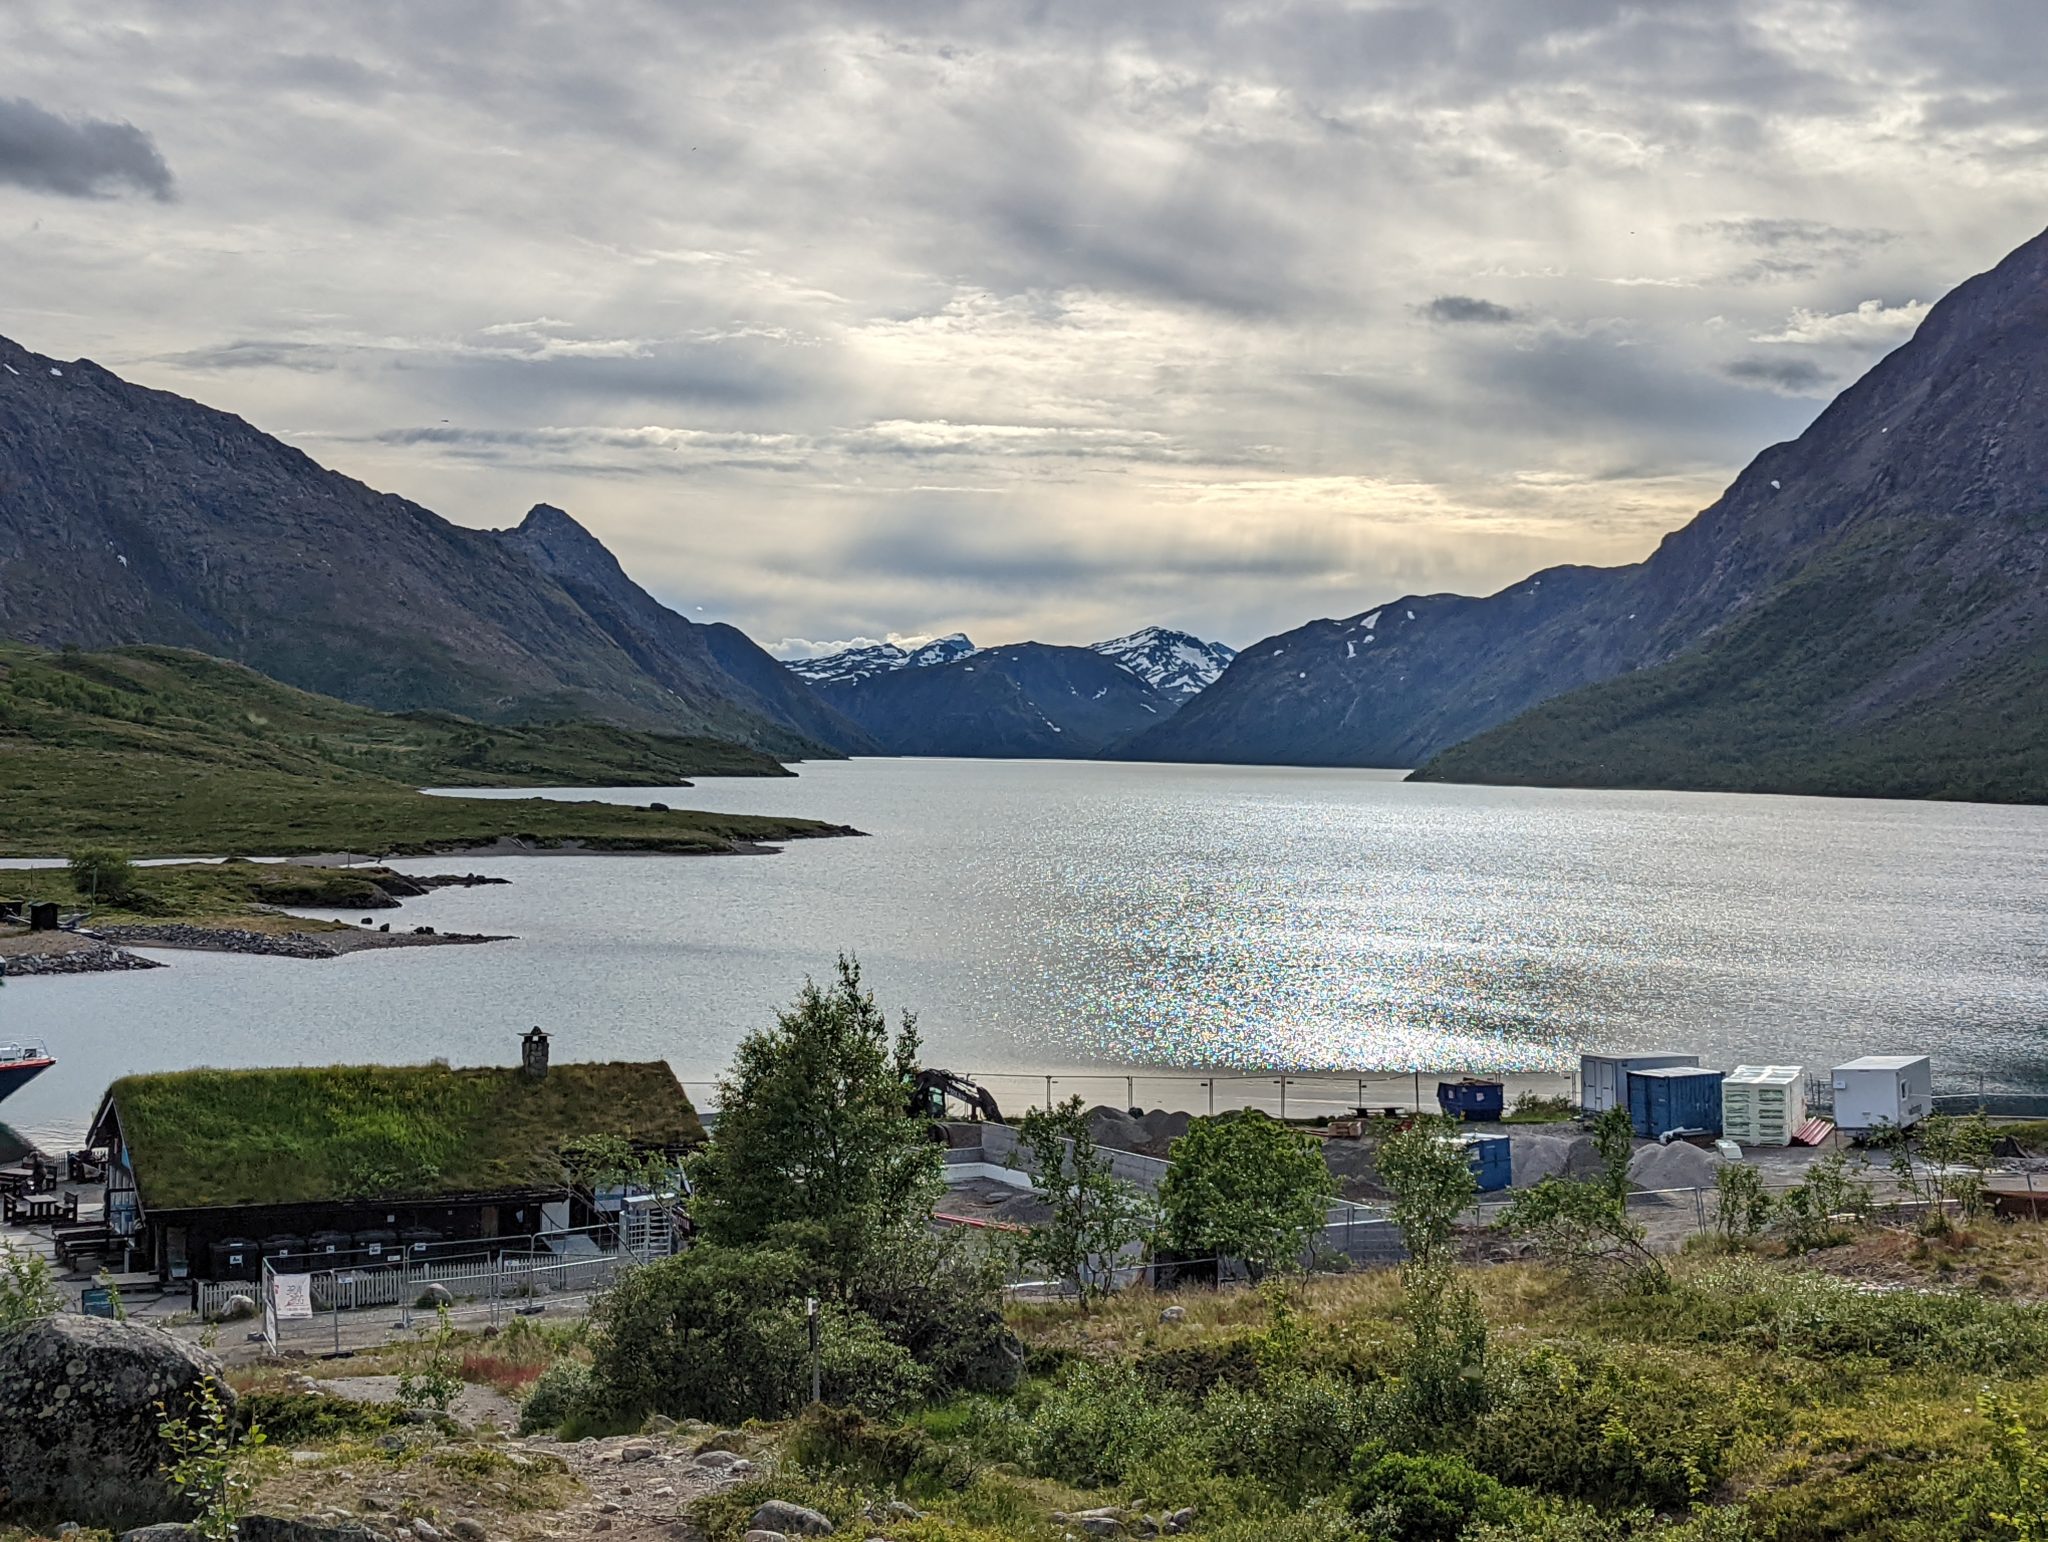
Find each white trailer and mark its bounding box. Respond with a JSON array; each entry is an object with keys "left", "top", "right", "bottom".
[
  {"left": 1580, "top": 1053, "right": 1700, "bottom": 1116},
  {"left": 1829, "top": 1054, "right": 1933, "bottom": 1134}
]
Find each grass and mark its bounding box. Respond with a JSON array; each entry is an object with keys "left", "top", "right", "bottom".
[
  {"left": 0, "top": 642, "right": 851, "bottom": 857},
  {"left": 105, "top": 1060, "right": 703, "bottom": 1208},
  {"left": 0, "top": 859, "right": 455, "bottom": 930}
]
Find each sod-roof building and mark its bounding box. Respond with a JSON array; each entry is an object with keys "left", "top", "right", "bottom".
[{"left": 86, "top": 1031, "right": 703, "bottom": 1282}]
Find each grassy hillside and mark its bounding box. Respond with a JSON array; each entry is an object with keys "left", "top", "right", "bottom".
[
  {"left": 0, "top": 643, "right": 850, "bottom": 856},
  {"left": 1416, "top": 521, "right": 2048, "bottom": 804}
]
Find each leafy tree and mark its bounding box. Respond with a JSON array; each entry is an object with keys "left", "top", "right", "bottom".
[
  {"left": 68, "top": 845, "right": 140, "bottom": 904},
  {"left": 1158, "top": 1111, "right": 1337, "bottom": 1275},
  {"left": 1776, "top": 1148, "right": 1873, "bottom": 1253},
  {"left": 1012, "top": 1096, "right": 1157, "bottom": 1302},
  {"left": 1374, "top": 1117, "right": 1488, "bottom": 1431},
  {"left": 1375, "top": 1115, "right": 1478, "bottom": 1270},
  {"left": 691, "top": 956, "right": 940, "bottom": 1282},
  {"left": 1498, "top": 1108, "right": 1666, "bottom": 1292}
]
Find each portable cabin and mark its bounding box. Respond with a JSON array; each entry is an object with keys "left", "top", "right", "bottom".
[
  {"left": 1721, "top": 1065, "right": 1805, "bottom": 1147},
  {"left": 1829, "top": 1055, "right": 1933, "bottom": 1135},
  {"left": 1581, "top": 1053, "right": 1700, "bottom": 1116},
  {"left": 1437, "top": 1078, "right": 1505, "bottom": 1122},
  {"left": 1626, "top": 1066, "right": 1725, "bottom": 1139},
  {"left": 1459, "top": 1133, "right": 1512, "bottom": 1193}
]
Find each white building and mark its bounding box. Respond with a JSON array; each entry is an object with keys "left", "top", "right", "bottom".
[{"left": 1829, "top": 1055, "right": 1933, "bottom": 1134}]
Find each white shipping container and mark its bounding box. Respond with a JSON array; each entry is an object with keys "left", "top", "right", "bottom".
[
  {"left": 1830, "top": 1055, "right": 1933, "bottom": 1133},
  {"left": 1722, "top": 1065, "right": 1805, "bottom": 1146},
  {"left": 1580, "top": 1053, "right": 1700, "bottom": 1116}
]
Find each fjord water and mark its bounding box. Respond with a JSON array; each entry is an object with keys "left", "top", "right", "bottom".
[{"left": 5, "top": 759, "right": 2044, "bottom": 1146}]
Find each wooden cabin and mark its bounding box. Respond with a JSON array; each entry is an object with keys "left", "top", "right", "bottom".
[{"left": 85, "top": 1031, "right": 702, "bottom": 1282}]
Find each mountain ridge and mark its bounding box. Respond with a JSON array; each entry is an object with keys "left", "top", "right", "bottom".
[{"left": 0, "top": 335, "right": 854, "bottom": 759}]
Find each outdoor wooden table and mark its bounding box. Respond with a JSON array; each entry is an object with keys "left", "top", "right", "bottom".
[{"left": 13, "top": 1191, "right": 77, "bottom": 1224}]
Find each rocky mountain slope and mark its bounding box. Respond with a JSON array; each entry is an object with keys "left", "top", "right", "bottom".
[
  {"left": 1121, "top": 226, "right": 2048, "bottom": 801},
  {"left": 496, "top": 505, "right": 875, "bottom": 755},
  {"left": 0, "top": 337, "right": 852, "bottom": 758},
  {"left": 1090, "top": 627, "right": 1237, "bottom": 699},
  {"left": 814, "top": 642, "right": 1175, "bottom": 756}
]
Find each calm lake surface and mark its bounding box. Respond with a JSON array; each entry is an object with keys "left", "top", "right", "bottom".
[{"left": 5, "top": 759, "right": 2045, "bottom": 1146}]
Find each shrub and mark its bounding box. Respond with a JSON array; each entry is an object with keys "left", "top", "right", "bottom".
[
  {"left": 237, "top": 1390, "right": 401, "bottom": 1444},
  {"left": 1201, "top": 1370, "right": 1377, "bottom": 1501},
  {"left": 1712, "top": 1165, "right": 1771, "bottom": 1251},
  {"left": 1346, "top": 1450, "right": 1520, "bottom": 1542},
  {"left": 784, "top": 1403, "right": 975, "bottom": 1492},
  {"left": 68, "top": 845, "right": 141, "bottom": 904},
  {"left": 0, "top": 1239, "right": 60, "bottom": 1332},
  {"left": 583, "top": 1242, "right": 932, "bottom": 1426},
  {"left": 518, "top": 1359, "right": 592, "bottom": 1435},
  {"left": 1023, "top": 1359, "right": 1193, "bottom": 1487}
]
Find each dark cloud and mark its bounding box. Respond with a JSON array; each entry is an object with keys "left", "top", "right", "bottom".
[
  {"left": 1720, "top": 356, "right": 1830, "bottom": 393},
  {"left": 1424, "top": 295, "right": 1524, "bottom": 325},
  {"left": 0, "top": 95, "right": 172, "bottom": 199}
]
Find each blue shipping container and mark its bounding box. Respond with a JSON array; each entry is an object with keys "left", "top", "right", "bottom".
[
  {"left": 1460, "top": 1133, "right": 1512, "bottom": 1192},
  {"left": 1626, "top": 1067, "right": 1725, "bottom": 1138},
  {"left": 1438, "top": 1078, "right": 1506, "bottom": 1122}
]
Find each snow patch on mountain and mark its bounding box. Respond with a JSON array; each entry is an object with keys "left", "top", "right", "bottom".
[
  {"left": 1089, "top": 626, "right": 1238, "bottom": 699},
  {"left": 785, "top": 632, "right": 978, "bottom": 685}
]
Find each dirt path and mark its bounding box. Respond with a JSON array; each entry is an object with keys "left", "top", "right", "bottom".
[
  {"left": 524, "top": 1431, "right": 758, "bottom": 1541},
  {"left": 313, "top": 1374, "right": 523, "bottom": 1433}
]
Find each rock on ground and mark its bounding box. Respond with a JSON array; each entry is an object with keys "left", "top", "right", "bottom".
[
  {"left": 1627, "top": 1141, "right": 1722, "bottom": 1193},
  {"left": 1507, "top": 1131, "right": 1602, "bottom": 1186},
  {"left": 753, "top": 1500, "right": 835, "bottom": 1536},
  {"left": 0, "top": 1315, "right": 232, "bottom": 1529}
]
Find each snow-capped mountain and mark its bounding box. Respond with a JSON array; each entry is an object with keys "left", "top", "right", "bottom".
[
  {"left": 785, "top": 633, "right": 978, "bottom": 685},
  {"left": 1089, "top": 627, "right": 1237, "bottom": 700}
]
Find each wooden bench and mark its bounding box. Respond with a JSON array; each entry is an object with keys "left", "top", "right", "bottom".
[{"left": 3, "top": 1189, "right": 78, "bottom": 1225}]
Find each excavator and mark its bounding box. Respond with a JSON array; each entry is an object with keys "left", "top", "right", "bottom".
[{"left": 908, "top": 1068, "right": 1004, "bottom": 1125}]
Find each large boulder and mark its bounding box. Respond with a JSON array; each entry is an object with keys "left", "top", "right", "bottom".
[{"left": 0, "top": 1315, "right": 233, "bottom": 1528}]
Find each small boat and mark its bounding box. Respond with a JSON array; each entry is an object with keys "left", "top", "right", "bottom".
[{"left": 0, "top": 1042, "right": 55, "bottom": 1105}]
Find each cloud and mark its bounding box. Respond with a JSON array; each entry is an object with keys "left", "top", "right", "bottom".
[
  {"left": 5, "top": 2, "right": 2045, "bottom": 650},
  {"left": 0, "top": 96, "right": 173, "bottom": 199},
  {"left": 1423, "top": 295, "right": 1524, "bottom": 325},
  {"left": 1752, "top": 299, "right": 1932, "bottom": 346},
  {"left": 1720, "top": 356, "right": 1830, "bottom": 393}
]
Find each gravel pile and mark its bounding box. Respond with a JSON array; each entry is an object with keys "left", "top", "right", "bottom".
[{"left": 1627, "top": 1140, "right": 1722, "bottom": 1193}]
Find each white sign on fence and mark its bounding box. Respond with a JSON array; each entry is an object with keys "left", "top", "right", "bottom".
[{"left": 271, "top": 1272, "right": 314, "bottom": 1320}]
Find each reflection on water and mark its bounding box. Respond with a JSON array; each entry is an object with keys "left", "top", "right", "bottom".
[{"left": 3, "top": 758, "right": 2044, "bottom": 1146}]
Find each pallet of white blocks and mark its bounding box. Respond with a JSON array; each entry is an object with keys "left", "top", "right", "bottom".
[{"left": 1722, "top": 1065, "right": 1805, "bottom": 1147}]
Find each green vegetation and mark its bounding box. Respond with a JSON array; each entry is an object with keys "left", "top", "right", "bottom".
[
  {"left": 691, "top": 955, "right": 944, "bottom": 1282},
  {"left": 1416, "top": 519, "right": 2048, "bottom": 804},
  {"left": 1013, "top": 1096, "right": 1158, "bottom": 1301},
  {"left": 0, "top": 1237, "right": 60, "bottom": 1332},
  {"left": 0, "top": 857, "right": 462, "bottom": 930},
  {"left": 1158, "top": 1112, "right": 1337, "bottom": 1275},
  {"left": 156, "top": 1377, "right": 264, "bottom": 1542},
  {"left": 0, "top": 642, "right": 844, "bottom": 856},
  {"left": 104, "top": 1060, "right": 702, "bottom": 1208}
]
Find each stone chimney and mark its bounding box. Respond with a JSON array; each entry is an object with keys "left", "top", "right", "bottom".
[{"left": 521, "top": 1026, "right": 550, "bottom": 1079}]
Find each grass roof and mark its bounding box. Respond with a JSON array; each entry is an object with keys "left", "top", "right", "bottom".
[{"left": 101, "top": 1060, "right": 703, "bottom": 1211}]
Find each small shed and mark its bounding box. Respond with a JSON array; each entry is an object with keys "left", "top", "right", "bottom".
[
  {"left": 1830, "top": 1055, "right": 1933, "bottom": 1134},
  {"left": 1722, "top": 1065, "right": 1805, "bottom": 1146},
  {"left": 1626, "top": 1066, "right": 1725, "bottom": 1139},
  {"left": 1581, "top": 1053, "right": 1700, "bottom": 1116}
]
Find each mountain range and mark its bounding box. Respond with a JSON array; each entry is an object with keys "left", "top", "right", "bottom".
[
  {"left": 1116, "top": 225, "right": 2048, "bottom": 802},
  {"left": 3, "top": 220, "right": 2044, "bottom": 802},
  {"left": 0, "top": 335, "right": 868, "bottom": 759}
]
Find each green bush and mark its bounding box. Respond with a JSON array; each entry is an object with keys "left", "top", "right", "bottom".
[
  {"left": 68, "top": 845, "right": 141, "bottom": 903},
  {"left": 583, "top": 1243, "right": 932, "bottom": 1427},
  {"left": 1472, "top": 1348, "right": 1736, "bottom": 1509},
  {"left": 1022, "top": 1360, "right": 1194, "bottom": 1487},
  {"left": 784, "top": 1403, "right": 975, "bottom": 1493},
  {"left": 236, "top": 1391, "right": 402, "bottom": 1444},
  {"left": 1346, "top": 1450, "right": 1521, "bottom": 1542},
  {"left": 1201, "top": 1370, "right": 1378, "bottom": 1501},
  {"left": 517, "top": 1359, "right": 592, "bottom": 1435}
]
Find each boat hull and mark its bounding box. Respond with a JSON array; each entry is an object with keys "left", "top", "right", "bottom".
[{"left": 0, "top": 1060, "right": 53, "bottom": 1104}]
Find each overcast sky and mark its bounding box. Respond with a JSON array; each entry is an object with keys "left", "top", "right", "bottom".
[{"left": 5, "top": 3, "right": 2046, "bottom": 655}]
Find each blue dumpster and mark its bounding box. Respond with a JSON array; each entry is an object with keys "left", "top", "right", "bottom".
[
  {"left": 1437, "top": 1078, "right": 1506, "bottom": 1122},
  {"left": 1460, "top": 1133, "right": 1512, "bottom": 1192},
  {"left": 1626, "top": 1067, "right": 1725, "bottom": 1139}
]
